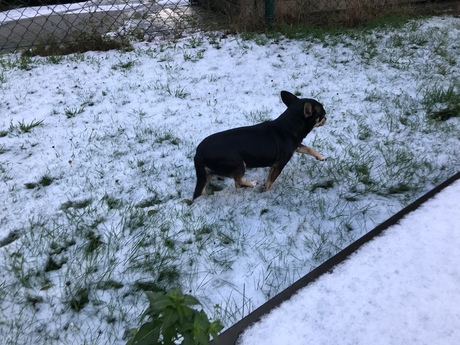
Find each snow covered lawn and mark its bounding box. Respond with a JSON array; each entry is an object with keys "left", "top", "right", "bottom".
[
  {"left": 1, "top": 15, "right": 459, "bottom": 344},
  {"left": 239, "top": 177, "right": 460, "bottom": 345}
]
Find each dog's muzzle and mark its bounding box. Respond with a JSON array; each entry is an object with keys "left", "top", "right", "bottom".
[{"left": 315, "top": 117, "right": 326, "bottom": 127}]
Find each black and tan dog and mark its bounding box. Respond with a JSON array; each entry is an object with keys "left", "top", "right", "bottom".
[{"left": 193, "top": 91, "right": 326, "bottom": 200}]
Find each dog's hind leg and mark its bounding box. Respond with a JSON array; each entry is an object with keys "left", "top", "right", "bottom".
[
  {"left": 232, "top": 161, "right": 256, "bottom": 188},
  {"left": 234, "top": 177, "right": 256, "bottom": 188},
  {"left": 193, "top": 156, "right": 211, "bottom": 199}
]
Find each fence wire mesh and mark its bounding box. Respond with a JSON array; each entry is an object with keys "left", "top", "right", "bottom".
[
  {"left": 0, "top": 0, "right": 218, "bottom": 53},
  {"left": 0, "top": 0, "right": 454, "bottom": 53}
]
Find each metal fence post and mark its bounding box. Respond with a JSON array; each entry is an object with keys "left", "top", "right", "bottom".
[{"left": 265, "top": 0, "right": 275, "bottom": 30}]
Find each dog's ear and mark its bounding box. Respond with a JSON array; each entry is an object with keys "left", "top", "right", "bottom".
[
  {"left": 304, "top": 103, "right": 313, "bottom": 118},
  {"left": 281, "top": 91, "right": 298, "bottom": 107}
]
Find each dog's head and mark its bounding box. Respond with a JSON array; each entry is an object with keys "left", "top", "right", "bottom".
[{"left": 281, "top": 91, "right": 326, "bottom": 128}]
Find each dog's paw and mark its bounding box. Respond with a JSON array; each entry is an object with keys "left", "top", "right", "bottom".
[
  {"left": 236, "top": 180, "right": 257, "bottom": 188},
  {"left": 316, "top": 155, "right": 326, "bottom": 161}
]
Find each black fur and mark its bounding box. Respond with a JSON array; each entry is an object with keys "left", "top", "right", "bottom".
[{"left": 193, "top": 91, "right": 326, "bottom": 199}]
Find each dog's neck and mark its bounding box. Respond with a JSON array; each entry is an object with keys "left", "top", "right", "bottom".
[{"left": 274, "top": 110, "right": 312, "bottom": 144}]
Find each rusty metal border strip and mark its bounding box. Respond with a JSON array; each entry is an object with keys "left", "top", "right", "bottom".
[{"left": 212, "top": 171, "right": 460, "bottom": 345}]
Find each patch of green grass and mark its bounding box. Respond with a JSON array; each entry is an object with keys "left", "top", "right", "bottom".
[
  {"left": 111, "top": 59, "right": 137, "bottom": 70},
  {"left": 46, "top": 55, "right": 64, "bottom": 64},
  {"left": 84, "top": 230, "right": 104, "bottom": 255},
  {"left": 101, "top": 194, "right": 123, "bottom": 210},
  {"left": 361, "top": 12, "right": 411, "bottom": 31},
  {"left": 244, "top": 108, "right": 272, "bottom": 123},
  {"left": 154, "top": 130, "right": 180, "bottom": 146},
  {"left": 0, "top": 230, "right": 20, "bottom": 248},
  {"left": 387, "top": 183, "right": 411, "bottom": 194},
  {"left": 68, "top": 286, "right": 90, "bottom": 312},
  {"left": 24, "top": 182, "right": 38, "bottom": 189},
  {"left": 185, "top": 36, "right": 204, "bottom": 48},
  {"left": 44, "top": 256, "right": 66, "bottom": 272},
  {"left": 133, "top": 280, "right": 163, "bottom": 293},
  {"left": 276, "top": 23, "right": 343, "bottom": 41},
  {"left": 260, "top": 208, "right": 269, "bottom": 216},
  {"left": 26, "top": 294, "right": 44, "bottom": 309},
  {"left": 136, "top": 194, "right": 165, "bottom": 208},
  {"left": 207, "top": 33, "right": 222, "bottom": 49},
  {"left": 50, "top": 239, "right": 76, "bottom": 255},
  {"left": 19, "top": 55, "right": 34, "bottom": 70},
  {"left": 61, "top": 198, "right": 92, "bottom": 210},
  {"left": 23, "top": 33, "right": 133, "bottom": 57},
  {"left": 97, "top": 280, "right": 124, "bottom": 290},
  {"left": 422, "top": 80, "right": 460, "bottom": 121},
  {"left": 38, "top": 174, "right": 54, "bottom": 187},
  {"left": 9, "top": 119, "right": 44, "bottom": 134},
  {"left": 310, "top": 180, "right": 334, "bottom": 193},
  {"left": 64, "top": 105, "right": 85, "bottom": 118}
]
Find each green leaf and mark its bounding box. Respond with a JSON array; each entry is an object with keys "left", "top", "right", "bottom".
[
  {"left": 180, "top": 322, "right": 193, "bottom": 333},
  {"left": 194, "top": 330, "right": 209, "bottom": 345},
  {"left": 147, "top": 209, "right": 158, "bottom": 216},
  {"left": 126, "top": 328, "right": 138, "bottom": 345},
  {"left": 191, "top": 313, "right": 210, "bottom": 345},
  {"left": 176, "top": 305, "right": 194, "bottom": 325},
  {"left": 208, "top": 320, "right": 224, "bottom": 340},
  {"left": 181, "top": 332, "right": 193, "bottom": 345},
  {"left": 182, "top": 294, "right": 201, "bottom": 307},
  {"left": 162, "top": 307, "right": 179, "bottom": 329},
  {"left": 162, "top": 324, "right": 177, "bottom": 345},
  {"left": 146, "top": 292, "right": 174, "bottom": 311},
  {"left": 140, "top": 307, "right": 156, "bottom": 321},
  {"left": 128, "top": 322, "right": 161, "bottom": 345}
]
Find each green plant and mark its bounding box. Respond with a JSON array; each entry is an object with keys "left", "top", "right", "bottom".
[
  {"left": 127, "top": 288, "right": 223, "bottom": 345},
  {"left": 183, "top": 49, "right": 205, "bottom": 62},
  {"left": 64, "top": 106, "right": 85, "bottom": 118},
  {"left": 243, "top": 108, "right": 272, "bottom": 123},
  {"left": 39, "top": 174, "right": 54, "bottom": 187},
  {"left": 422, "top": 81, "right": 460, "bottom": 121},
  {"left": 19, "top": 55, "right": 34, "bottom": 70},
  {"left": 68, "top": 286, "right": 90, "bottom": 312},
  {"left": 9, "top": 119, "right": 44, "bottom": 133},
  {"left": 112, "top": 60, "right": 137, "bottom": 70},
  {"left": 46, "top": 55, "right": 64, "bottom": 64},
  {"left": 23, "top": 32, "right": 133, "bottom": 57}
]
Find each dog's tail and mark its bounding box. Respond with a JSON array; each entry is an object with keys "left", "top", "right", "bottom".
[{"left": 193, "top": 154, "right": 208, "bottom": 200}]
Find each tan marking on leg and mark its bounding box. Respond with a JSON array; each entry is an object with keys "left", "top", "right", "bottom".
[
  {"left": 264, "top": 180, "right": 273, "bottom": 191},
  {"left": 264, "top": 165, "right": 281, "bottom": 192},
  {"left": 235, "top": 177, "right": 255, "bottom": 188},
  {"left": 199, "top": 167, "right": 213, "bottom": 196},
  {"left": 296, "top": 145, "right": 325, "bottom": 161},
  {"left": 201, "top": 174, "right": 212, "bottom": 196}
]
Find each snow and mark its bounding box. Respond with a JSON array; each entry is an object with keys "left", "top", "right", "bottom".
[
  {"left": 1, "top": 8, "right": 460, "bottom": 345},
  {"left": 238, "top": 178, "right": 460, "bottom": 345}
]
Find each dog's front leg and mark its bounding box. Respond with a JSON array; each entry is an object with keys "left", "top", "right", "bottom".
[
  {"left": 296, "top": 144, "right": 325, "bottom": 161},
  {"left": 264, "top": 163, "right": 285, "bottom": 191}
]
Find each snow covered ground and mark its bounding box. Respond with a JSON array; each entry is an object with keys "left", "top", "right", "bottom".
[
  {"left": 239, "top": 177, "right": 460, "bottom": 345},
  {"left": 1, "top": 13, "right": 460, "bottom": 345}
]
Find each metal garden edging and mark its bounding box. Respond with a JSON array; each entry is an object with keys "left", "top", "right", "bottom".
[{"left": 211, "top": 171, "right": 460, "bottom": 345}]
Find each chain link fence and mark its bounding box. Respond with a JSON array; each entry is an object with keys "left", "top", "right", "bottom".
[
  {"left": 0, "top": 0, "right": 455, "bottom": 53},
  {"left": 0, "top": 0, "right": 220, "bottom": 53}
]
